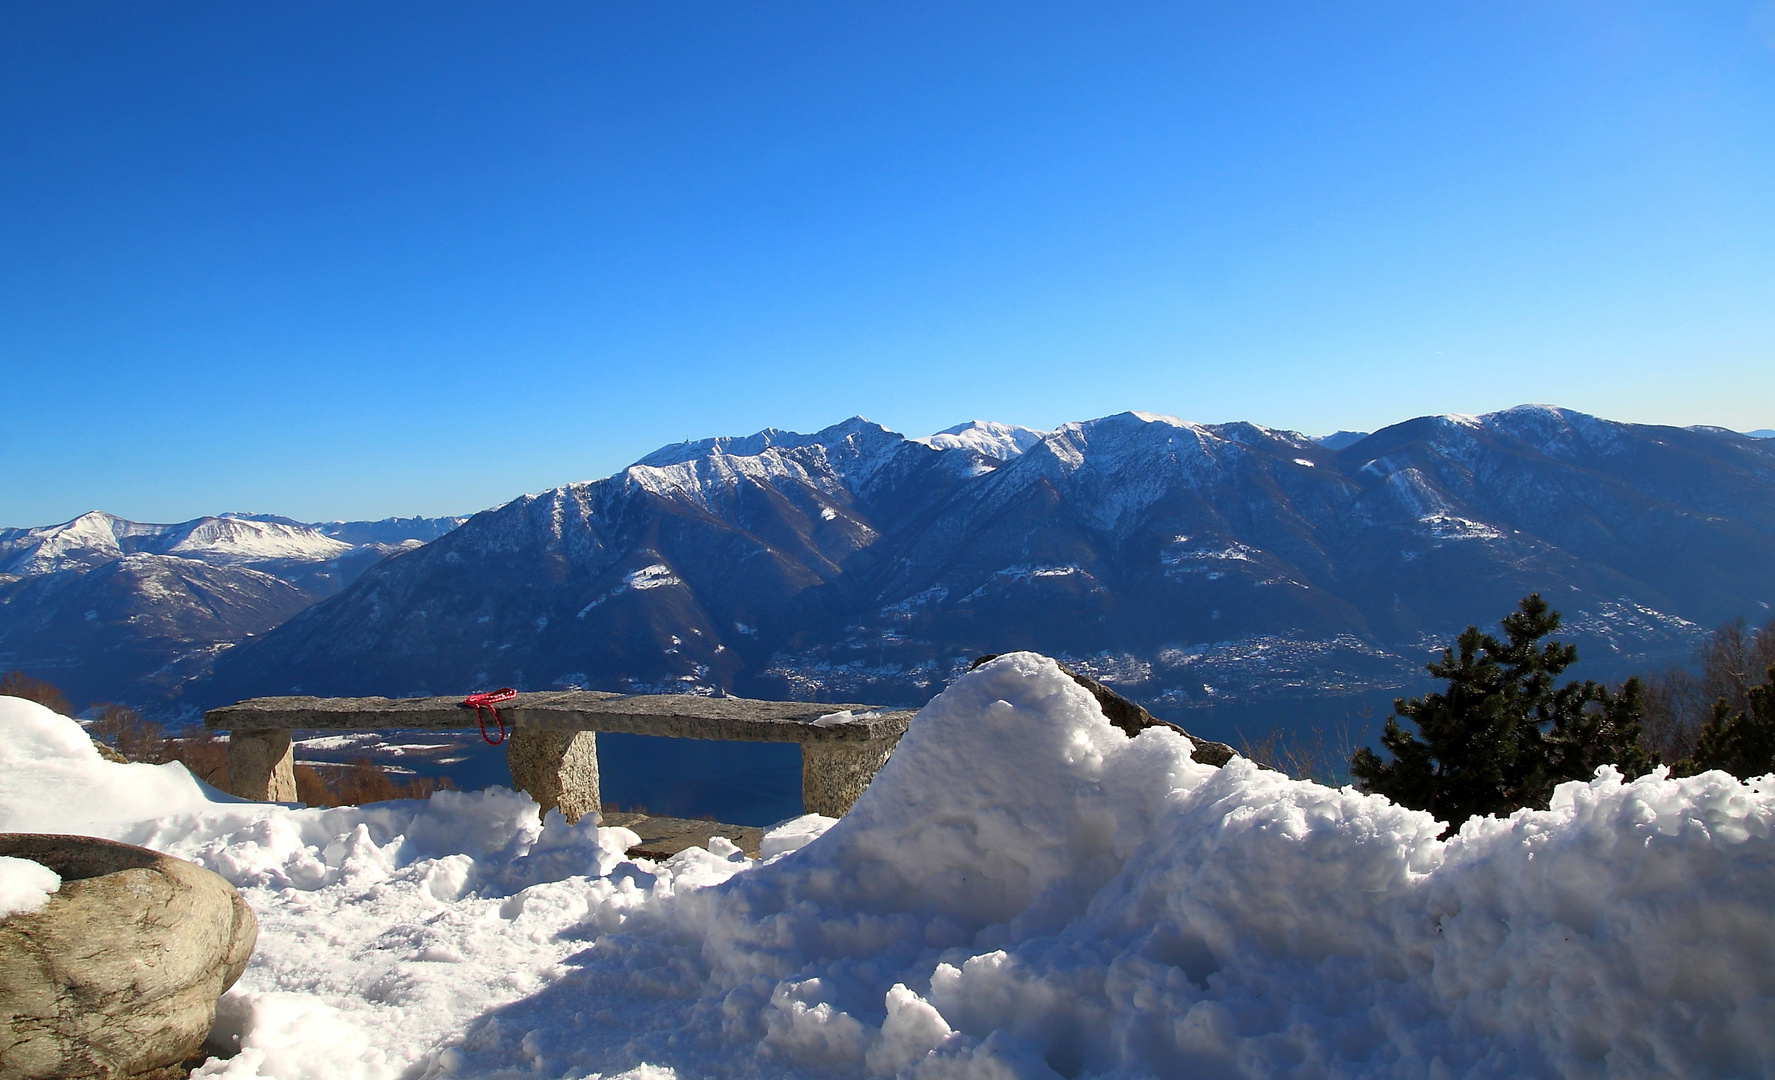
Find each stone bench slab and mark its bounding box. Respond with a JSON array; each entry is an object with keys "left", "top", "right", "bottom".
[{"left": 206, "top": 692, "right": 912, "bottom": 743}]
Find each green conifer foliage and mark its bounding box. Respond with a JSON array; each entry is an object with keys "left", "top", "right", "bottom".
[
  {"left": 1681, "top": 665, "right": 1775, "bottom": 779},
  {"left": 1350, "top": 594, "right": 1651, "bottom": 832}
]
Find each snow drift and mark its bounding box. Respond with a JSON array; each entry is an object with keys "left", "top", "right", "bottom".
[{"left": 2, "top": 653, "right": 1772, "bottom": 1079}]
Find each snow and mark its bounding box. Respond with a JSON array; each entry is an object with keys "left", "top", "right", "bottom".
[
  {"left": 0, "top": 510, "right": 135, "bottom": 574},
  {"left": 915, "top": 422, "right": 1049, "bottom": 460},
  {"left": 0, "top": 855, "right": 60, "bottom": 917},
  {"left": 758, "top": 814, "right": 838, "bottom": 860},
  {"left": 627, "top": 419, "right": 905, "bottom": 502},
  {"left": 1161, "top": 540, "right": 1264, "bottom": 582},
  {"left": 961, "top": 565, "right": 1099, "bottom": 601},
  {"left": 1479, "top": 405, "right": 1628, "bottom": 460},
  {"left": 1418, "top": 514, "right": 1505, "bottom": 542},
  {"left": 625, "top": 449, "right": 839, "bottom": 513},
  {"left": 4, "top": 655, "right": 1775, "bottom": 1078},
  {"left": 634, "top": 428, "right": 823, "bottom": 470},
  {"left": 1127, "top": 410, "right": 1190, "bottom": 426},
  {"left": 577, "top": 564, "right": 685, "bottom": 616},
  {"left": 0, "top": 511, "right": 356, "bottom": 577},
  {"left": 624, "top": 564, "right": 681, "bottom": 591},
  {"left": 1006, "top": 412, "right": 1250, "bottom": 536},
  {"left": 167, "top": 518, "right": 355, "bottom": 564}
]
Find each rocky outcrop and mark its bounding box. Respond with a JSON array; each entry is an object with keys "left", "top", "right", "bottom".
[
  {"left": 87, "top": 738, "right": 127, "bottom": 765},
  {"left": 0, "top": 834, "right": 257, "bottom": 1080}
]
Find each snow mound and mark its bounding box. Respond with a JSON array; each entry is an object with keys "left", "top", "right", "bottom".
[
  {"left": 0, "top": 700, "right": 241, "bottom": 834},
  {"left": 4, "top": 656, "right": 1775, "bottom": 1078}
]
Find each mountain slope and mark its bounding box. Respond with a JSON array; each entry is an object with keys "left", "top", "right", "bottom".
[
  {"left": 200, "top": 420, "right": 993, "bottom": 702},
  {"left": 197, "top": 408, "right": 1775, "bottom": 729},
  {"left": 0, "top": 512, "right": 462, "bottom": 708}
]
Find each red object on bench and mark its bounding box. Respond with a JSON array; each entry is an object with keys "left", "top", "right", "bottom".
[{"left": 461, "top": 688, "right": 517, "bottom": 745}]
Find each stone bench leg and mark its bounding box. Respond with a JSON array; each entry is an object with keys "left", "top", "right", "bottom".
[
  {"left": 801, "top": 738, "right": 898, "bottom": 818},
  {"left": 507, "top": 729, "right": 601, "bottom": 824},
  {"left": 226, "top": 729, "right": 296, "bottom": 802}
]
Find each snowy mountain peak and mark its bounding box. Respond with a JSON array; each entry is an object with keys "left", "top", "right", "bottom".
[
  {"left": 1127, "top": 410, "right": 1191, "bottom": 427},
  {"left": 224, "top": 512, "right": 468, "bottom": 545},
  {"left": 169, "top": 517, "right": 354, "bottom": 565},
  {"left": 1045, "top": 411, "right": 1216, "bottom": 454},
  {"left": 1313, "top": 430, "right": 1370, "bottom": 450},
  {"left": 620, "top": 417, "right": 908, "bottom": 510},
  {"left": 633, "top": 417, "right": 896, "bottom": 471},
  {"left": 808, "top": 416, "right": 903, "bottom": 463},
  {"left": 1481, "top": 403, "right": 1592, "bottom": 429},
  {"left": 0, "top": 511, "right": 438, "bottom": 579},
  {"left": 0, "top": 510, "right": 466, "bottom": 706},
  {"left": 0, "top": 511, "right": 145, "bottom": 575},
  {"left": 1213, "top": 420, "right": 1314, "bottom": 449},
  {"left": 987, "top": 412, "right": 1268, "bottom": 536},
  {"left": 633, "top": 427, "right": 802, "bottom": 469},
  {"left": 915, "top": 421, "right": 1050, "bottom": 460},
  {"left": 623, "top": 445, "right": 837, "bottom": 510},
  {"left": 1474, "top": 405, "right": 1629, "bottom": 459}
]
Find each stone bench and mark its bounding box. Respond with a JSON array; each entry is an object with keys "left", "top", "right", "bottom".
[{"left": 204, "top": 691, "right": 915, "bottom": 822}]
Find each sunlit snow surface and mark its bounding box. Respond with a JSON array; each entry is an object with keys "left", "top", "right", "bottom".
[
  {"left": 3, "top": 654, "right": 1774, "bottom": 1078},
  {"left": 0, "top": 855, "right": 60, "bottom": 916},
  {"left": 914, "top": 421, "right": 1049, "bottom": 460}
]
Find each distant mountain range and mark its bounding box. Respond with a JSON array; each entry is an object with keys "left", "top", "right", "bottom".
[
  {"left": 0, "top": 512, "right": 464, "bottom": 707},
  {"left": 156, "top": 406, "right": 1775, "bottom": 739}
]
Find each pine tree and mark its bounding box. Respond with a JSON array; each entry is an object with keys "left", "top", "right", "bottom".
[
  {"left": 1350, "top": 594, "right": 1651, "bottom": 832},
  {"left": 1681, "top": 664, "right": 1775, "bottom": 779}
]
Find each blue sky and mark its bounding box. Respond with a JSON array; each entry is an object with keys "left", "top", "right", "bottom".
[{"left": 3, "top": 1, "right": 1772, "bottom": 524}]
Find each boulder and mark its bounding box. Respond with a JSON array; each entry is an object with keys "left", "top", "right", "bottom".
[{"left": 0, "top": 834, "right": 257, "bottom": 1080}]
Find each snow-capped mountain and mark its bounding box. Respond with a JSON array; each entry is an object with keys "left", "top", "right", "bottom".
[
  {"left": 1, "top": 512, "right": 356, "bottom": 575},
  {"left": 195, "top": 407, "right": 1775, "bottom": 737},
  {"left": 0, "top": 512, "right": 463, "bottom": 709},
  {"left": 913, "top": 420, "right": 1049, "bottom": 460},
  {"left": 224, "top": 512, "right": 467, "bottom": 547}
]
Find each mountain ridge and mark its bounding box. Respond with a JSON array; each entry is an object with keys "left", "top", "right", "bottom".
[
  {"left": 187, "top": 407, "right": 1775, "bottom": 735},
  {"left": 0, "top": 512, "right": 464, "bottom": 708}
]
